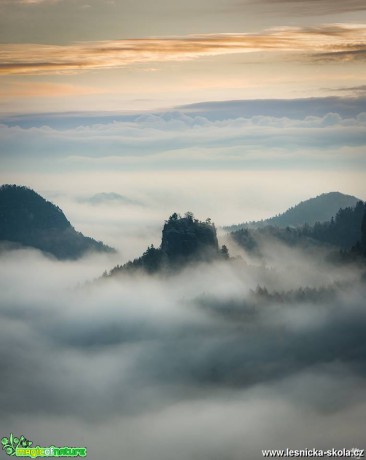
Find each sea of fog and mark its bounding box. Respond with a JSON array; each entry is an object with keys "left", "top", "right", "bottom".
[{"left": 0, "top": 217, "right": 365, "bottom": 459}]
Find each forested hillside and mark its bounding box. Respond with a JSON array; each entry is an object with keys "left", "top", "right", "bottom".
[{"left": 0, "top": 185, "right": 114, "bottom": 259}]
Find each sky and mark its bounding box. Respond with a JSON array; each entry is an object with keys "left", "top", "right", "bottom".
[
  {"left": 0, "top": 0, "right": 366, "bottom": 233},
  {"left": 1, "top": 0, "right": 366, "bottom": 112}
]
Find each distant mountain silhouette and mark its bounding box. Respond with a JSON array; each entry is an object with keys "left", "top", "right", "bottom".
[
  {"left": 231, "top": 200, "right": 366, "bottom": 253},
  {"left": 226, "top": 192, "right": 361, "bottom": 232},
  {"left": 0, "top": 185, "right": 114, "bottom": 259},
  {"left": 107, "top": 212, "right": 227, "bottom": 276},
  {"left": 82, "top": 192, "right": 142, "bottom": 206}
]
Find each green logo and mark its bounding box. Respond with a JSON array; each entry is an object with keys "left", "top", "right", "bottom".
[
  {"left": 1, "top": 434, "right": 32, "bottom": 456},
  {"left": 1, "top": 434, "right": 87, "bottom": 458}
]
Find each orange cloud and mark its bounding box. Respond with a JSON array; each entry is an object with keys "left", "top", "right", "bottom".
[
  {"left": 0, "top": 81, "right": 107, "bottom": 98},
  {"left": 0, "top": 24, "right": 365, "bottom": 76}
]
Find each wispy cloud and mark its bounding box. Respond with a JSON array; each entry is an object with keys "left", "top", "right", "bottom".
[
  {"left": 315, "top": 47, "right": 366, "bottom": 62},
  {"left": 1, "top": 24, "right": 365, "bottom": 76},
  {"left": 329, "top": 85, "right": 366, "bottom": 94},
  {"left": 250, "top": 0, "right": 366, "bottom": 15}
]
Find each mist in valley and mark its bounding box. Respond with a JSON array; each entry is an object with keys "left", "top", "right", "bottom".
[{"left": 1, "top": 218, "right": 365, "bottom": 459}]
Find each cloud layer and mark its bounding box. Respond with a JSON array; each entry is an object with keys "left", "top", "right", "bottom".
[
  {"left": 1, "top": 24, "right": 365, "bottom": 75},
  {"left": 1, "top": 109, "right": 365, "bottom": 173}
]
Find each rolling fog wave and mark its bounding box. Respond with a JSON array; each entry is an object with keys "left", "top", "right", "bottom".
[{"left": 0, "top": 242, "right": 365, "bottom": 459}]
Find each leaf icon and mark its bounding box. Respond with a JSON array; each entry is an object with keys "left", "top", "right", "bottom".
[
  {"left": 19, "top": 436, "right": 26, "bottom": 447},
  {"left": 6, "top": 446, "right": 15, "bottom": 455}
]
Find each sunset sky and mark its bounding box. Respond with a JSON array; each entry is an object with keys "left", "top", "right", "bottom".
[
  {"left": 1, "top": 0, "right": 366, "bottom": 112},
  {"left": 0, "top": 0, "right": 365, "bottom": 232}
]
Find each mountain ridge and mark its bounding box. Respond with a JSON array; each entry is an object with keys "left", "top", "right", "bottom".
[
  {"left": 0, "top": 184, "right": 115, "bottom": 259},
  {"left": 231, "top": 199, "right": 366, "bottom": 255},
  {"left": 225, "top": 192, "right": 361, "bottom": 232}
]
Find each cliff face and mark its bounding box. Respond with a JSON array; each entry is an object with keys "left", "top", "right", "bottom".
[
  {"left": 108, "top": 213, "right": 221, "bottom": 276},
  {"left": 161, "top": 213, "right": 219, "bottom": 262},
  {"left": 0, "top": 185, "right": 114, "bottom": 259}
]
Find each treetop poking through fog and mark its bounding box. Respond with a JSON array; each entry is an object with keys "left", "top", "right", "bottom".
[
  {"left": 108, "top": 212, "right": 228, "bottom": 276},
  {"left": 161, "top": 212, "right": 218, "bottom": 261}
]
